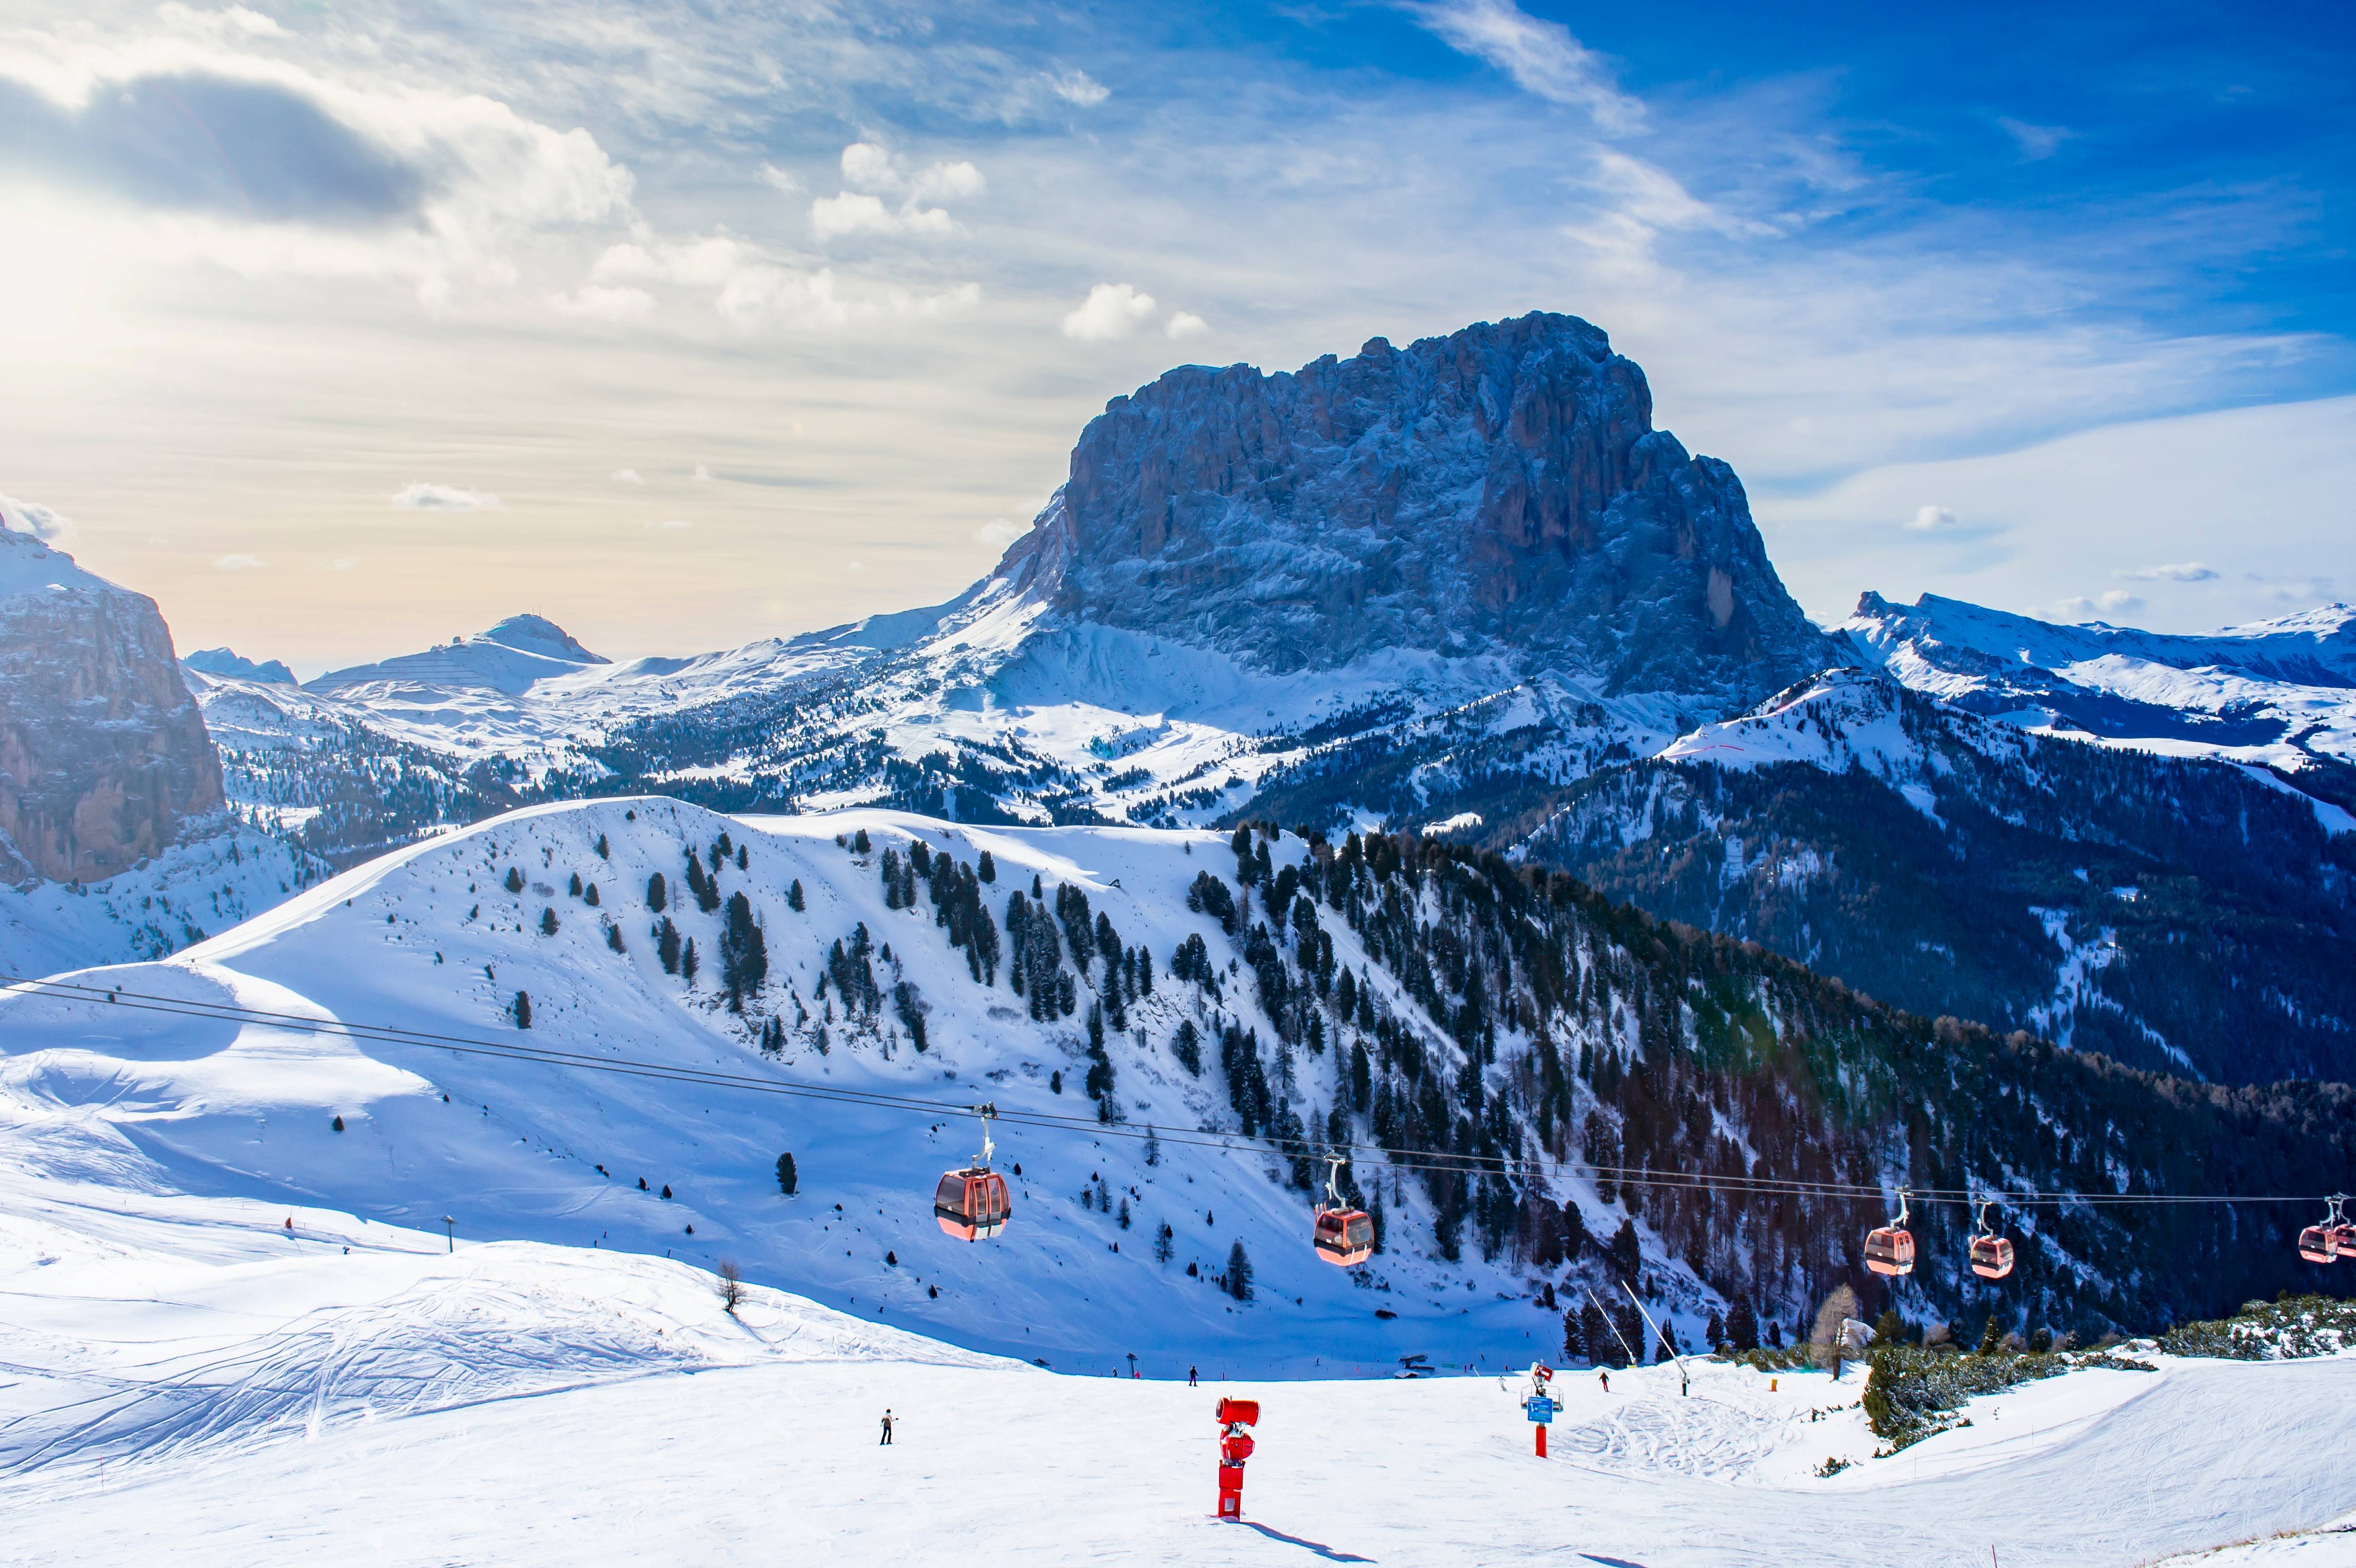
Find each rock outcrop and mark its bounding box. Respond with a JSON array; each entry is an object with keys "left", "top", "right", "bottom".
[
  {"left": 995, "top": 311, "right": 1836, "bottom": 702},
  {"left": 0, "top": 529, "right": 224, "bottom": 884}
]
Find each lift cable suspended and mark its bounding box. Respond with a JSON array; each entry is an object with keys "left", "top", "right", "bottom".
[{"left": 4, "top": 972, "right": 2335, "bottom": 1215}]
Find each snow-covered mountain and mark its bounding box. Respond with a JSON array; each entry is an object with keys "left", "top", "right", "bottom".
[
  {"left": 23, "top": 311, "right": 2356, "bottom": 1106},
  {"left": 1504, "top": 664, "right": 2356, "bottom": 1084},
  {"left": 0, "top": 526, "right": 318, "bottom": 982},
  {"left": 1842, "top": 592, "right": 2356, "bottom": 797}
]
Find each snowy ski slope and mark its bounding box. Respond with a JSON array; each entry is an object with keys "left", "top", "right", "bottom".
[
  {"left": 0, "top": 1168, "right": 2349, "bottom": 1566},
  {"left": 0, "top": 798, "right": 1609, "bottom": 1377}
]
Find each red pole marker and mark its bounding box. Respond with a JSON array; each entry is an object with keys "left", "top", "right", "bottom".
[
  {"left": 1215, "top": 1397, "right": 1260, "bottom": 1519},
  {"left": 1536, "top": 1423, "right": 1547, "bottom": 1458}
]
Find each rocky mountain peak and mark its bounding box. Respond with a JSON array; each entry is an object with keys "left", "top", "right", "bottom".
[
  {"left": 993, "top": 311, "right": 1835, "bottom": 703},
  {"left": 0, "top": 537, "right": 223, "bottom": 885}
]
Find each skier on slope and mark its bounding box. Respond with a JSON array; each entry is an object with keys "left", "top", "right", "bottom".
[
  {"left": 1598, "top": 1369, "right": 1609, "bottom": 1394},
  {"left": 879, "top": 1409, "right": 894, "bottom": 1445}
]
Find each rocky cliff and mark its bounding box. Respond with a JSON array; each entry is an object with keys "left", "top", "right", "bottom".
[
  {"left": 996, "top": 311, "right": 1837, "bottom": 702},
  {"left": 0, "top": 528, "right": 224, "bottom": 884}
]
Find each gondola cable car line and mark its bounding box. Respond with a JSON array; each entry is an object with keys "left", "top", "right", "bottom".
[{"left": 4, "top": 972, "right": 2335, "bottom": 1219}]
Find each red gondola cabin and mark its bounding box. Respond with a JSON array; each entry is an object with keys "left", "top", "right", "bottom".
[
  {"left": 1968, "top": 1234, "right": 2015, "bottom": 1280},
  {"left": 1864, "top": 1225, "right": 1915, "bottom": 1277},
  {"left": 1313, "top": 1208, "right": 1374, "bottom": 1267},
  {"left": 935, "top": 1168, "right": 1012, "bottom": 1241}
]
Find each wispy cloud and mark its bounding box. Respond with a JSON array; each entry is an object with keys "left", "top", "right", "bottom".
[
  {"left": 1046, "top": 70, "right": 1110, "bottom": 107},
  {"left": 2116, "top": 561, "right": 2217, "bottom": 581},
  {"left": 1905, "top": 505, "right": 1960, "bottom": 532},
  {"left": 390, "top": 483, "right": 504, "bottom": 512},
  {"left": 1402, "top": 0, "right": 1641, "bottom": 132},
  {"left": 610, "top": 468, "right": 644, "bottom": 485},
  {"left": 213, "top": 553, "right": 265, "bottom": 571},
  {"left": 1998, "top": 117, "right": 2072, "bottom": 161}
]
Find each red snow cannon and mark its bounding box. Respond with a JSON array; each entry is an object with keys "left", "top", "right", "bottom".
[{"left": 1216, "top": 1398, "right": 1259, "bottom": 1519}]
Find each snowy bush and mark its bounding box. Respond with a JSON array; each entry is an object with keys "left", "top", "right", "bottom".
[
  {"left": 2160, "top": 1294, "right": 2355, "bottom": 1361},
  {"left": 1863, "top": 1346, "right": 2154, "bottom": 1452}
]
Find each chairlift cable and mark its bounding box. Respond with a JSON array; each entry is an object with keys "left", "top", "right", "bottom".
[{"left": 3, "top": 972, "right": 2332, "bottom": 1211}]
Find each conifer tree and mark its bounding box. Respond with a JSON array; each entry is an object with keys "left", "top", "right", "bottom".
[
  {"left": 1977, "top": 1315, "right": 2002, "bottom": 1356},
  {"left": 569, "top": 871, "right": 583, "bottom": 896},
  {"left": 512, "top": 990, "right": 532, "bottom": 1028},
  {"left": 540, "top": 907, "right": 559, "bottom": 936},
  {"left": 1226, "top": 1239, "right": 1253, "bottom": 1301},
  {"left": 681, "top": 937, "right": 699, "bottom": 985},
  {"left": 505, "top": 866, "right": 524, "bottom": 893},
  {"left": 977, "top": 850, "right": 996, "bottom": 884},
  {"left": 787, "top": 879, "right": 804, "bottom": 912},
  {"left": 656, "top": 915, "right": 681, "bottom": 974},
  {"left": 646, "top": 872, "right": 667, "bottom": 913},
  {"left": 1154, "top": 1221, "right": 1174, "bottom": 1264},
  {"left": 1729, "top": 1298, "right": 1759, "bottom": 1353}
]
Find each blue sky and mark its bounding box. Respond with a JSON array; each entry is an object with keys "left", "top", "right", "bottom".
[{"left": 0, "top": 0, "right": 2349, "bottom": 668}]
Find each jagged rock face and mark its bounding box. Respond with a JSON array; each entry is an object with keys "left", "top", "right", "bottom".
[
  {"left": 0, "top": 533, "right": 224, "bottom": 884},
  {"left": 1001, "top": 311, "right": 1836, "bottom": 700}
]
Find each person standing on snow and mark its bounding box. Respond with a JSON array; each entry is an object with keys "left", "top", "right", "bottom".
[
  {"left": 1189, "top": 1366, "right": 1199, "bottom": 1387},
  {"left": 879, "top": 1409, "right": 894, "bottom": 1445},
  {"left": 1598, "top": 1370, "right": 1609, "bottom": 1394}
]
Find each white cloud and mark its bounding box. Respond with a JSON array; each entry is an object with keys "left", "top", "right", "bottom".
[
  {"left": 390, "top": 482, "right": 503, "bottom": 512},
  {"left": 1046, "top": 70, "right": 1110, "bottom": 107},
  {"left": 913, "top": 161, "right": 986, "bottom": 203},
  {"left": 811, "top": 191, "right": 956, "bottom": 240},
  {"left": 973, "top": 518, "right": 1027, "bottom": 548},
  {"left": 0, "top": 492, "right": 75, "bottom": 543},
  {"left": 644, "top": 518, "right": 692, "bottom": 531},
  {"left": 610, "top": 468, "right": 644, "bottom": 485},
  {"left": 213, "top": 554, "right": 265, "bottom": 571},
  {"left": 758, "top": 162, "right": 803, "bottom": 194},
  {"left": 1063, "top": 282, "right": 1158, "bottom": 342},
  {"left": 1165, "top": 311, "right": 1209, "bottom": 341},
  {"left": 840, "top": 142, "right": 899, "bottom": 192},
  {"left": 589, "top": 235, "right": 978, "bottom": 328},
  {"left": 2116, "top": 561, "right": 2218, "bottom": 582},
  {"left": 1403, "top": 0, "right": 1642, "bottom": 132},
  {"left": 810, "top": 145, "right": 980, "bottom": 240},
  {"left": 2049, "top": 589, "right": 2143, "bottom": 620},
  {"left": 1905, "top": 504, "right": 1960, "bottom": 532},
  {"left": 1999, "top": 118, "right": 2072, "bottom": 161},
  {"left": 550, "top": 284, "right": 655, "bottom": 320},
  {"left": 327, "top": 557, "right": 359, "bottom": 571},
  {"left": 693, "top": 465, "right": 714, "bottom": 482}
]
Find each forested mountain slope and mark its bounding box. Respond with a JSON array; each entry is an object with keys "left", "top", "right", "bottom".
[{"left": 4, "top": 801, "right": 2344, "bottom": 1371}]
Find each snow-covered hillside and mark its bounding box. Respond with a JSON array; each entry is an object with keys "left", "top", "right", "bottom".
[
  {"left": 0, "top": 799, "right": 1666, "bottom": 1376},
  {"left": 0, "top": 1165, "right": 2349, "bottom": 1566}
]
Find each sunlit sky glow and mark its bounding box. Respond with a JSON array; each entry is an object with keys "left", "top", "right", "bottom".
[{"left": 1, "top": 0, "right": 2350, "bottom": 673}]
